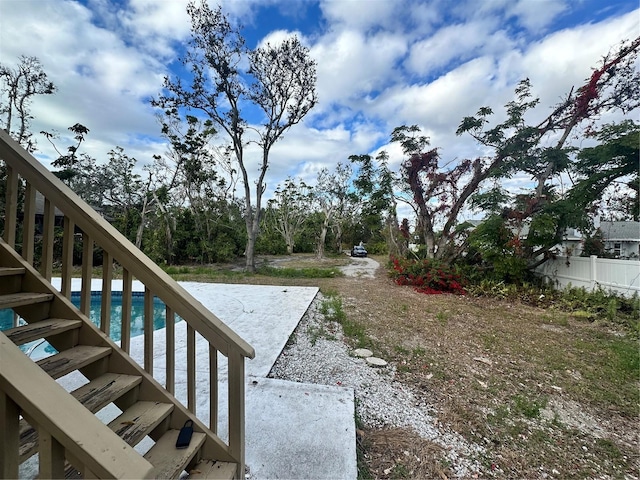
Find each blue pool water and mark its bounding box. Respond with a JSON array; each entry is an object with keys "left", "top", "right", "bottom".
[{"left": 0, "top": 292, "right": 179, "bottom": 358}]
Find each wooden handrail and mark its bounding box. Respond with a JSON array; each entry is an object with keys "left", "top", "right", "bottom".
[
  {"left": 0, "top": 332, "right": 154, "bottom": 479},
  {"left": 1, "top": 128, "right": 253, "bottom": 476},
  {"left": 0, "top": 129, "right": 254, "bottom": 360}
]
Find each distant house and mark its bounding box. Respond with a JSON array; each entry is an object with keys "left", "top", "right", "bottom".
[
  {"left": 462, "top": 218, "right": 640, "bottom": 259},
  {"left": 554, "top": 221, "right": 639, "bottom": 259},
  {"left": 598, "top": 221, "right": 640, "bottom": 259}
]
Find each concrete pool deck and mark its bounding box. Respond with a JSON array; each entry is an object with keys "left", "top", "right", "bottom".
[{"left": 46, "top": 278, "right": 357, "bottom": 480}]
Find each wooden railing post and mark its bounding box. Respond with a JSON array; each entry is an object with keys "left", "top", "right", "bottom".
[
  {"left": 121, "top": 269, "right": 133, "bottom": 353},
  {"left": 0, "top": 390, "right": 20, "bottom": 479},
  {"left": 41, "top": 198, "right": 55, "bottom": 281},
  {"left": 61, "top": 216, "right": 75, "bottom": 298},
  {"left": 22, "top": 182, "right": 36, "bottom": 264},
  {"left": 143, "top": 287, "right": 154, "bottom": 374},
  {"left": 80, "top": 233, "right": 93, "bottom": 316},
  {"left": 100, "top": 251, "right": 113, "bottom": 336},
  {"left": 228, "top": 350, "right": 246, "bottom": 479},
  {"left": 209, "top": 345, "right": 218, "bottom": 434},
  {"left": 187, "top": 324, "right": 196, "bottom": 413},
  {"left": 3, "top": 164, "right": 18, "bottom": 247},
  {"left": 39, "top": 429, "right": 66, "bottom": 479},
  {"left": 166, "top": 306, "right": 175, "bottom": 395}
]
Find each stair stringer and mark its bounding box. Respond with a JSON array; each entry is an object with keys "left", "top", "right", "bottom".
[{"left": 0, "top": 240, "right": 235, "bottom": 467}]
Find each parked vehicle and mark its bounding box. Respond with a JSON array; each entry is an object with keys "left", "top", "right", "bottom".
[{"left": 351, "top": 245, "right": 367, "bottom": 257}]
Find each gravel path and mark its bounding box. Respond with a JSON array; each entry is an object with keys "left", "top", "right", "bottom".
[{"left": 268, "top": 291, "right": 484, "bottom": 477}]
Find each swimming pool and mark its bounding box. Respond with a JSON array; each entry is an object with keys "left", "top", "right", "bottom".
[{"left": 0, "top": 292, "right": 179, "bottom": 358}]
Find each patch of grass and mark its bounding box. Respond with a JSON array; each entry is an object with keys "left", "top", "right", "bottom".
[
  {"left": 436, "top": 310, "right": 449, "bottom": 326},
  {"left": 394, "top": 345, "right": 410, "bottom": 355},
  {"left": 391, "top": 463, "right": 411, "bottom": 478},
  {"left": 320, "top": 292, "right": 372, "bottom": 349},
  {"left": 412, "top": 346, "right": 426, "bottom": 357},
  {"left": 568, "top": 336, "right": 640, "bottom": 415},
  {"left": 307, "top": 323, "right": 335, "bottom": 346},
  {"left": 257, "top": 265, "right": 343, "bottom": 278},
  {"left": 541, "top": 313, "right": 569, "bottom": 326},
  {"left": 512, "top": 395, "right": 547, "bottom": 419}
]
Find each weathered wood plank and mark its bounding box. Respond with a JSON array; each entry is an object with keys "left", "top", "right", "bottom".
[
  {"left": 189, "top": 460, "right": 236, "bottom": 480},
  {"left": 4, "top": 164, "right": 18, "bottom": 247},
  {"left": 19, "top": 372, "right": 143, "bottom": 461},
  {"left": 60, "top": 216, "right": 75, "bottom": 299},
  {"left": 0, "top": 292, "right": 53, "bottom": 310},
  {"left": 144, "top": 429, "right": 206, "bottom": 479},
  {"left": 41, "top": 198, "right": 55, "bottom": 281},
  {"left": 1, "top": 391, "right": 20, "bottom": 479},
  {"left": 72, "top": 372, "right": 142, "bottom": 413},
  {"left": 3, "top": 319, "right": 82, "bottom": 346},
  {"left": 144, "top": 288, "right": 153, "bottom": 374},
  {"left": 37, "top": 346, "right": 111, "bottom": 379},
  {"left": 80, "top": 233, "right": 93, "bottom": 316},
  {"left": 0, "top": 267, "right": 25, "bottom": 277},
  {"left": 107, "top": 401, "right": 173, "bottom": 446},
  {"left": 22, "top": 183, "right": 36, "bottom": 264}
]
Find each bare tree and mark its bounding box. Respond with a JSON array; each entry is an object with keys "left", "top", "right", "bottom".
[
  {"left": 266, "top": 177, "right": 312, "bottom": 254},
  {"left": 313, "top": 163, "right": 352, "bottom": 259},
  {"left": 153, "top": 2, "right": 317, "bottom": 271},
  {"left": 0, "top": 56, "right": 55, "bottom": 151}
]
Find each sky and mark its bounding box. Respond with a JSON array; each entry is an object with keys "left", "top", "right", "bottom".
[{"left": 0, "top": 0, "right": 638, "bottom": 221}]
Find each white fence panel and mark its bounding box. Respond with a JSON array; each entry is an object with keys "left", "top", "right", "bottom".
[{"left": 535, "top": 255, "right": 640, "bottom": 298}]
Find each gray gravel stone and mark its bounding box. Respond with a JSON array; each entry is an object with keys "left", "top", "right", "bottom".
[{"left": 268, "top": 293, "right": 483, "bottom": 478}]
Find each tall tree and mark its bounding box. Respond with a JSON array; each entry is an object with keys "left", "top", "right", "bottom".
[
  {"left": 461, "top": 37, "right": 640, "bottom": 268},
  {"left": 153, "top": 2, "right": 317, "bottom": 271},
  {"left": 395, "top": 37, "right": 639, "bottom": 263},
  {"left": 0, "top": 56, "right": 55, "bottom": 151},
  {"left": 350, "top": 151, "right": 401, "bottom": 254},
  {"left": 43, "top": 123, "right": 103, "bottom": 207},
  {"left": 313, "top": 163, "right": 352, "bottom": 259},
  {"left": 266, "top": 177, "right": 312, "bottom": 254},
  {"left": 569, "top": 120, "right": 639, "bottom": 222}
]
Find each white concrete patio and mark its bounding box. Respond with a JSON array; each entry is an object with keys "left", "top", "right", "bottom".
[{"left": 44, "top": 279, "right": 357, "bottom": 479}]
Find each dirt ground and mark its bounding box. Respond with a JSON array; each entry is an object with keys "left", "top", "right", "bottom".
[{"left": 177, "top": 253, "right": 640, "bottom": 479}]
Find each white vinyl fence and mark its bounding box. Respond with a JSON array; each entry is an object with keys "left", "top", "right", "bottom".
[{"left": 534, "top": 255, "right": 640, "bottom": 298}]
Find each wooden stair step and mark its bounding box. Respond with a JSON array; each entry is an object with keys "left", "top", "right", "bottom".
[
  {"left": 189, "top": 460, "right": 237, "bottom": 480},
  {"left": 144, "top": 429, "right": 207, "bottom": 479},
  {"left": 107, "top": 401, "right": 174, "bottom": 446},
  {"left": 71, "top": 372, "right": 143, "bottom": 412},
  {"left": 3, "top": 318, "right": 82, "bottom": 346},
  {"left": 0, "top": 266, "right": 25, "bottom": 277},
  {"left": 19, "top": 372, "right": 143, "bottom": 461},
  {"left": 37, "top": 345, "right": 111, "bottom": 379},
  {"left": 0, "top": 292, "right": 54, "bottom": 310}
]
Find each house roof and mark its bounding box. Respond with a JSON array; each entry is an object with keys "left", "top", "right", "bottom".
[{"left": 599, "top": 221, "right": 640, "bottom": 241}]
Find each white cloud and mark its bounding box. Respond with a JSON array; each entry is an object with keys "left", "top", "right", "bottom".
[
  {"left": 311, "top": 28, "right": 407, "bottom": 108},
  {"left": 507, "top": 0, "right": 570, "bottom": 33},
  {"left": 405, "top": 20, "right": 499, "bottom": 75},
  {"left": 319, "top": 0, "right": 406, "bottom": 32},
  {"left": 1, "top": 0, "right": 637, "bottom": 216}
]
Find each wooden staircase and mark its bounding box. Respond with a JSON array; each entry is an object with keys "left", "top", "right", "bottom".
[
  {"left": 0, "top": 129, "right": 255, "bottom": 479},
  {"left": 0, "top": 258, "right": 235, "bottom": 479}
]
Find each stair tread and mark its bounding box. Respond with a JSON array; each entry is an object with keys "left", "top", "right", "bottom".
[
  {"left": 19, "top": 372, "right": 143, "bottom": 461},
  {"left": 107, "top": 401, "right": 174, "bottom": 447},
  {"left": 72, "top": 372, "right": 142, "bottom": 412},
  {"left": 37, "top": 345, "right": 111, "bottom": 379},
  {"left": 144, "top": 429, "right": 207, "bottom": 479},
  {"left": 0, "top": 266, "right": 25, "bottom": 277},
  {"left": 189, "top": 460, "right": 237, "bottom": 480},
  {"left": 0, "top": 292, "right": 54, "bottom": 309},
  {"left": 3, "top": 318, "right": 82, "bottom": 346}
]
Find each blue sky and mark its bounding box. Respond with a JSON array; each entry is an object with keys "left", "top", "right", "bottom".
[{"left": 0, "top": 0, "right": 638, "bottom": 219}]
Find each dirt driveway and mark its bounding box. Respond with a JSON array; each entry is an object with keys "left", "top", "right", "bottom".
[{"left": 339, "top": 254, "right": 380, "bottom": 278}]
